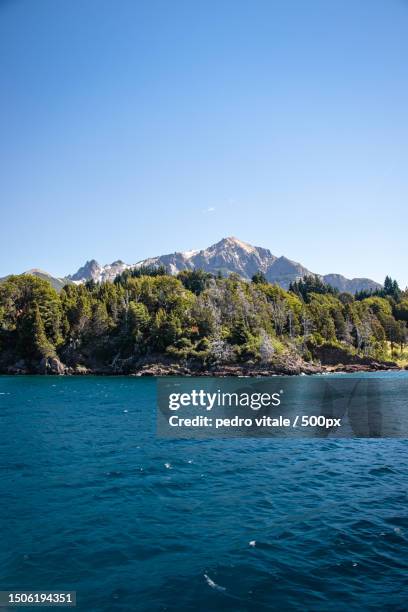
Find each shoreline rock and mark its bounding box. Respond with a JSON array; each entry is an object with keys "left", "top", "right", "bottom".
[{"left": 1, "top": 359, "right": 401, "bottom": 377}]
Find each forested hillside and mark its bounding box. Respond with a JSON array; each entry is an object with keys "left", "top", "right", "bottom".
[{"left": 0, "top": 269, "right": 407, "bottom": 374}]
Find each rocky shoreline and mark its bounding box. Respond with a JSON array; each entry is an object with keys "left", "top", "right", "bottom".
[{"left": 2, "top": 354, "right": 403, "bottom": 377}]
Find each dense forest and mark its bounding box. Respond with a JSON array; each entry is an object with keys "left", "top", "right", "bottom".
[{"left": 0, "top": 268, "right": 407, "bottom": 374}]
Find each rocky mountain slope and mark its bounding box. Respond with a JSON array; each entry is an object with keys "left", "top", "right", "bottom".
[
  {"left": 0, "top": 269, "right": 71, "bottom": 292},
  {"left": 107, "top": 236, "right": 380, "bottom": 292},
  {"left": 138, "top": 237, "right": 315, "bottom": 288},
  {"left": 4, "top": 237, "right": 382, "bottom": 293},
  {"left": 67, "top": 259, "right": 131, "bottom": 284}
]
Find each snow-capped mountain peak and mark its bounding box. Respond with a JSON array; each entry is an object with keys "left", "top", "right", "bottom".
[
  {"left": 67, "top": 259, "right": 131, "bottom": 284},
  {"left": 66, "top": 238, "right": 382, "bottom": 293}
]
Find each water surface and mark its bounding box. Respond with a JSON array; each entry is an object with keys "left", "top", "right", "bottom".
[{"left": 0, "top": 374, "right": 407, "bottom": 611}]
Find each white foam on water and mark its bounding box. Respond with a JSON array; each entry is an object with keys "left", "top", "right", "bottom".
[{"left": 204, "top": 574, "right": 226, "bottom": 591}]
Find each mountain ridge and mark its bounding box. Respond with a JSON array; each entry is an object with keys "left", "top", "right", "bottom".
[
  {"left": 66, "top": 237, "right": 381, "bottom": 293},
  {"left": 4, "top": 237, "right": 382, "bottom": 294},
  {"left": 0, "top": 269, "right": 71, "bottom": 292}
]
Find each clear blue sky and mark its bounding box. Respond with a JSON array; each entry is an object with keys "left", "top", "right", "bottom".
[{"left": 1, "top": 0, "right": 407, "bottom": 286}]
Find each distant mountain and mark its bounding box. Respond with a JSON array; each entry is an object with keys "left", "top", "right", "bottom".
[
  {"left": 131, "top": 237, "right": 381, "bottom": 292},
  {"left": 67, "top": 259, "right": 131, "bottom": 284},
  {"left": 322, "top": 274, "right": 380, "bottom": 294},
  {"left": 2, "top": 238, "right": 383, "bottom": 294},
  {"left": 139, "top": 237, "right": 278, "bottom": 278},
  {"left": 0, "top": 269, "right": 71, "bottom": 292}
]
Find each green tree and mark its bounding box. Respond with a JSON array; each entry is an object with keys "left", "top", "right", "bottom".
[
  {"left": 177, "top": 269, "right": 213, "bottom": 295},
  {"left": 394, "top": 299, "right": 408, "bottom": 322},
  {"left": 17, "top": 303, "right": 56, "bottom": 360},
  {"left": 251, "top": 271, "right": 267, "bottom": 284},
  {"left": 289, "top": 275, "right": 338, "bottom": 302}
]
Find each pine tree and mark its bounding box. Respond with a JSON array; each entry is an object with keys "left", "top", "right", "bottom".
[
  {"left": 17, "top": 303, "right": 55, "bottom": 360},
  {"left": 251, "top": 271, "right": 267, "bottom": 284},
  {"left": 384, "top": 276, "right": 393, "bottom": 295}
]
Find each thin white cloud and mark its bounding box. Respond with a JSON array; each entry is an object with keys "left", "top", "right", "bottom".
[{"left": 203, "top": 206, "right": 216, "bottom": 213}]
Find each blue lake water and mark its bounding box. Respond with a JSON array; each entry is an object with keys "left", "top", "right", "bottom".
[{"left": 0, "top": 374, "right": 407, "bottom": 611}]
